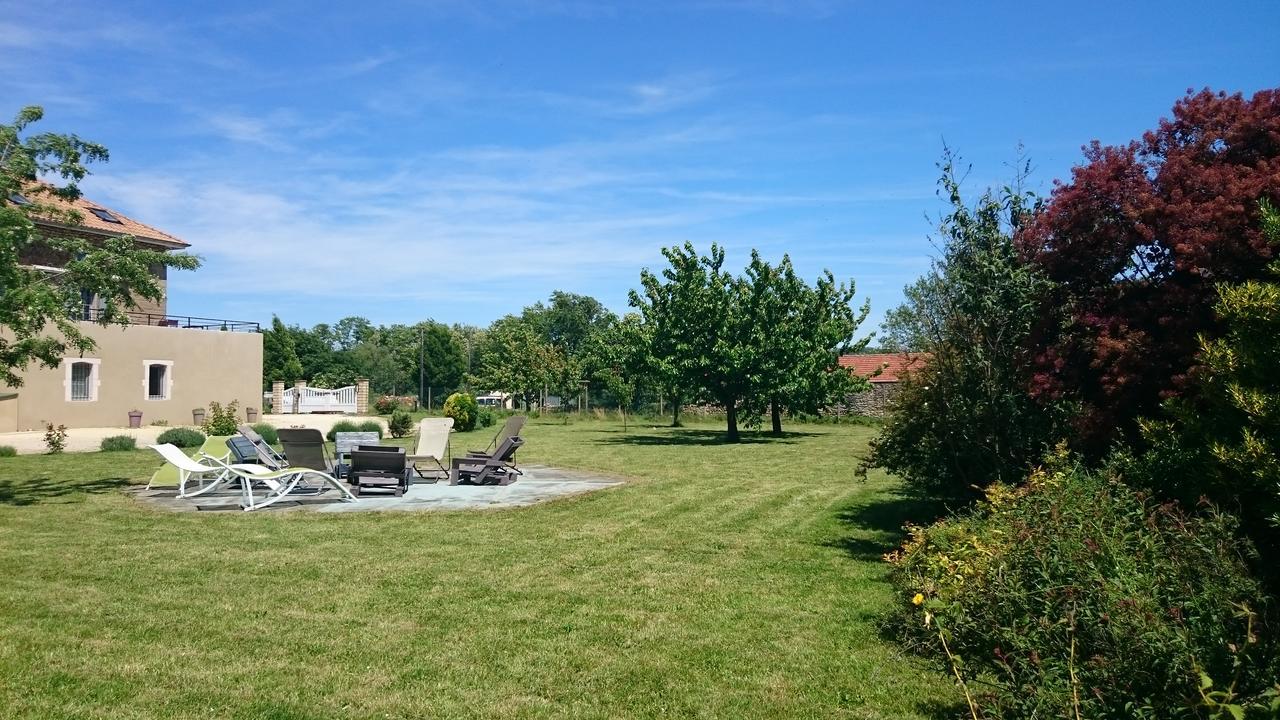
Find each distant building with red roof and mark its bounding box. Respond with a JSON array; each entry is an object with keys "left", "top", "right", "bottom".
[{"left": 837, "top": 352, "right": 930, "bottom": 416}]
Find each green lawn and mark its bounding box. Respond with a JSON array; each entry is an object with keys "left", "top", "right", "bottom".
[{"left": 0, "top": 418, "right": 956, "bottom": 719}]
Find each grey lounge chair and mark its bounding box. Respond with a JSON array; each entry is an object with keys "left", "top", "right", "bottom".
[
  {"left": 349, "top": 446, "right": 410, "bottom": 496},
  {"left": 237, "top": 424, "right": 287, "bottom": 469},
  {"left": 277, "top": 428, "right": 335, "bottom": 476},
  {"left": 451, "top": 435, "right": 524, "bottom": 486},
  {"left": 334, "top": 431, "right": 381, "bottom": 479},
  {"left": 226, "top": 436, "right": 267, "bottom": 465},
  {"left": 467, "top": 415, "right": 525, "bottom": 463}
]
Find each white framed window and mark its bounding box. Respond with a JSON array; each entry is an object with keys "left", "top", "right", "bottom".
[
  {"left": 143, "top": 360, "right": 174, "bottom": 401},
  {"left": 63, "top": 358, "right": 101, "bottom": 402}
]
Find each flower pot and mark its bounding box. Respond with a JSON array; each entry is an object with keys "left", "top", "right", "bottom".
[
  {"left": 128, "top": 411, "right": 143, "bottom": 428},
  {"left": 246, "top": 407, "right": 258, "bottom": 423},
  {"left": 192, "top": 408, "right": 206, "bottom": 425}
]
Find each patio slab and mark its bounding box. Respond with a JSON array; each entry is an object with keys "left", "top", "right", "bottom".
[{"left": 130, "top": 464, "right": 624, "bottom": 513}]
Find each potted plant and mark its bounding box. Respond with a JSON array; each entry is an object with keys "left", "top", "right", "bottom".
[
  {"left": 128, "top": 409, "right": 143, "bottom": 428},
  {"left": 192, "top": 407, "right": 206, "bottom": 425}
]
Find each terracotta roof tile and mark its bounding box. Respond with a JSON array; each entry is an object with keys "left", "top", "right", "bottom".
[
  {"left": 839, "top": 352, "right": 930, "bottom": 382},
  {"left": 13, "top": 182, "right": 189, "bottom": 248}
]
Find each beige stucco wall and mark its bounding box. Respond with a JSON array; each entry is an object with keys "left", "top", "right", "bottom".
[{"left": 0, "top": 322, "right": 262, "bottom": 431}]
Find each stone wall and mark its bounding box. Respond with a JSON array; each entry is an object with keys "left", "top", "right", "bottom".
[{"left": 837, "top": 382, "right": 901, "bottom": 417}]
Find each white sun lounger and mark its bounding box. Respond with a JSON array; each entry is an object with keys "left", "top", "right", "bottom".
[
  {"left": 199, "top": 455, "right": 358, "bottom": 512},
  {"left": 408, "top": 417, "right": 453, "bottom": 480},
  {"left": 148, "top": 443, "right": 273, "bottom": 498}
]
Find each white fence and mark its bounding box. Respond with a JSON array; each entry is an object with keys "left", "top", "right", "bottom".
[{"left": 265, "top": 385, "right": 357, "bottom": 414}]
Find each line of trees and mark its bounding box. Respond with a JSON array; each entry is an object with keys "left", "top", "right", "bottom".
[{"left": 262, "top": 316, "right": 470, "bottom": 404}]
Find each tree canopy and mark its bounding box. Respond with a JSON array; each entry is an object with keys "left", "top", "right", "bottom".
[
  {"left": 1017, "top": 88, "right": 1280, "bottom": 453},
  {"left": 630, "top": 242, "right": 867, "bottom": 441},
  {"left": 0, "top": 106, "right": 200, "bottom": 386}
]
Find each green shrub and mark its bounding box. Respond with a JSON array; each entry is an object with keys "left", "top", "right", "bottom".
[
  {"left": 44, "top": 423, "right": 67, "bottom": 454},
  {"left": 443, "top": 392, "right": 478, "bottom": 432},
  {"left": 476, "top": 407, "right": 496, "bottom": 429},
  {"left": 325, "top": 420, "right": 383, "bottom": 442},
  {"left": 100, "top": 435, "right": 137, "bottom": 452},
  {"left": 0, "top": 445, "right": 16, "bottom": 457},
  {"left": 388, "top": 410, "right": 413, "bottom": 438},
  {"left": 325, "top": 420, "right": 359, "bottom": 442},
  {"left": 201, "top": 400, "right": 240, "bottom": 436},
  {"left": 156, "top": 427, "right": 205, "bottom": 448},
  {"left": 249, "top": 422, "right": 278, "bottom": 445},
  {"left": 887, "top": 453, "right": 1280, "bottom": 718}
]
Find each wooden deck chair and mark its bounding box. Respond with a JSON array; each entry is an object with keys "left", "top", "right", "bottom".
[
  {"left": 148, "top": 443, "right": 272, "bottom": 498},
  {"left": 237, "top": 424, "right": 287, "bottom": 469},
  {"left": 450, "top": 436, "right": 524, "bottom": 486},
  {"left": 200, "top": 455, "right": 358, "bottom": 511},
  {"left": 408, "top": 417, "right": 453, "bottom": 481},
  {"left": 349, "top": 447, "right": 410, "bottom": 497},
  {"left": 467, "top": 415, "right": 525, "bottom": 463}
]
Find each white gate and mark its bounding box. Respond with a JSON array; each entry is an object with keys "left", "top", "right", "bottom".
[{"left": 269, "top": 386, "right": 357, "bottom": 414}]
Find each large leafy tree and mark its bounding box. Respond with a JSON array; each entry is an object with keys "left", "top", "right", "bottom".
[
  {"left": 1017, "top": 88, "right": 1280, "bottom": 453},
  {"left": 744, "top": 252, "right": 869, "bottom": 435},
  {"left": 261, "top": 315, "right": 304, "bottom": 384},
  {"left": 522, "top": 291, "right": 613, "bottom": 357},
  {"left": 418, "top": 321, "right": 466, "bottom": 399},
  {"left": 629, "top": 243, "right": 723, "bottom": 427},
  {"left": 868, "top": 155, "right": 1066, "bottom": 498},
  {"left": 580, "top": 313, "right": 649, "bottom": 429},
  {"left": 0, "top": 106, "right": 199, "bottom": 386},
  {"left": 469, "top": 315, "right": 550, "bottom": 410},
  {"left": 632, "top": 243, "right": 866, "bottom": 442}
]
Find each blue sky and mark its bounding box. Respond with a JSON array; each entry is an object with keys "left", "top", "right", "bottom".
[{"left": 2, "top": 1, "right": 1277, "bottom": 336}]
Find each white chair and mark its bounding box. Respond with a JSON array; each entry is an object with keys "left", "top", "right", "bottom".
[
  {"left": 199, "top": 455, "right": 358, "bottom": 512},
  {"left": 408, "top": 417, "right": 454, "bottom": 480},
  {"left": 148, "top": 443, "right": 271, "bottom": 498}
]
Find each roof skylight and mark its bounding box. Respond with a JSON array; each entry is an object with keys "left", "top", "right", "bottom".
[{"left": 89, "top": 207, "right": 123, "bottom": 224}]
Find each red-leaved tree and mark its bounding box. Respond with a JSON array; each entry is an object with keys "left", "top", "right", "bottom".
[{"left": 1017, "top": 88, "right": 1280, "bottom": 453}]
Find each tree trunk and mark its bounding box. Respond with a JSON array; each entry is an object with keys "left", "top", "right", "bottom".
[
  {"left": 621, "top": 406, "right": 627, "bottom": 432},
  {"left": 726, "top": 402, "right": 739, "bottom": 443},
  {"left": 671, "top": 397, "right": 681, "bottom": 427},
  {"left": 770, "top": 397, "right": 782, "bottom": 435}
]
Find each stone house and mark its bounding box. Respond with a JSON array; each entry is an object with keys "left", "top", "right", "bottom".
[{"left": 0, "top": 187, "right": 263, "bottom": 431}]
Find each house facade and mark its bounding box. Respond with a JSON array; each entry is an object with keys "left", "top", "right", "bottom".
[{"left": 0, "top": 189, "right": 263, "bottom": 432}]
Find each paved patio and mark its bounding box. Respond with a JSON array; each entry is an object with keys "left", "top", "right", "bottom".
[{"left": 131, "top": 464, "right": 624, "bottom": 513}]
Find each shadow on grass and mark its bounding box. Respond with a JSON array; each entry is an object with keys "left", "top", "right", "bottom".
[
  {"left": 0, "top": 476, "right": 131, "bottom": 506},
  {"left": 827, "top": 491, "right": 951, "bottom": 561},
  {"left": 595, "top": 428, "right": 822, "bottom": 447}
]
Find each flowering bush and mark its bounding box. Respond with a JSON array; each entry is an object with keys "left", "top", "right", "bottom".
[
  {"left": 886, "top": 451, "right": 1280, "bottom": 718},
  {"left": 373, "top": 395, "right": 403, "bottom": 414},
  {"left": 43, "top": 423, "right": 67, "bottom": 454}
]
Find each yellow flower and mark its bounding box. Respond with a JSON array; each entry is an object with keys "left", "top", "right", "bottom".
[{"left": 912, "top": 593, "right": 925, "bottom": 606}]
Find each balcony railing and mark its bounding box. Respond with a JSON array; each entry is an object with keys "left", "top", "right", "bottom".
[{"left": 77, "top": 308, "right": 260, "bottom": 333}]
